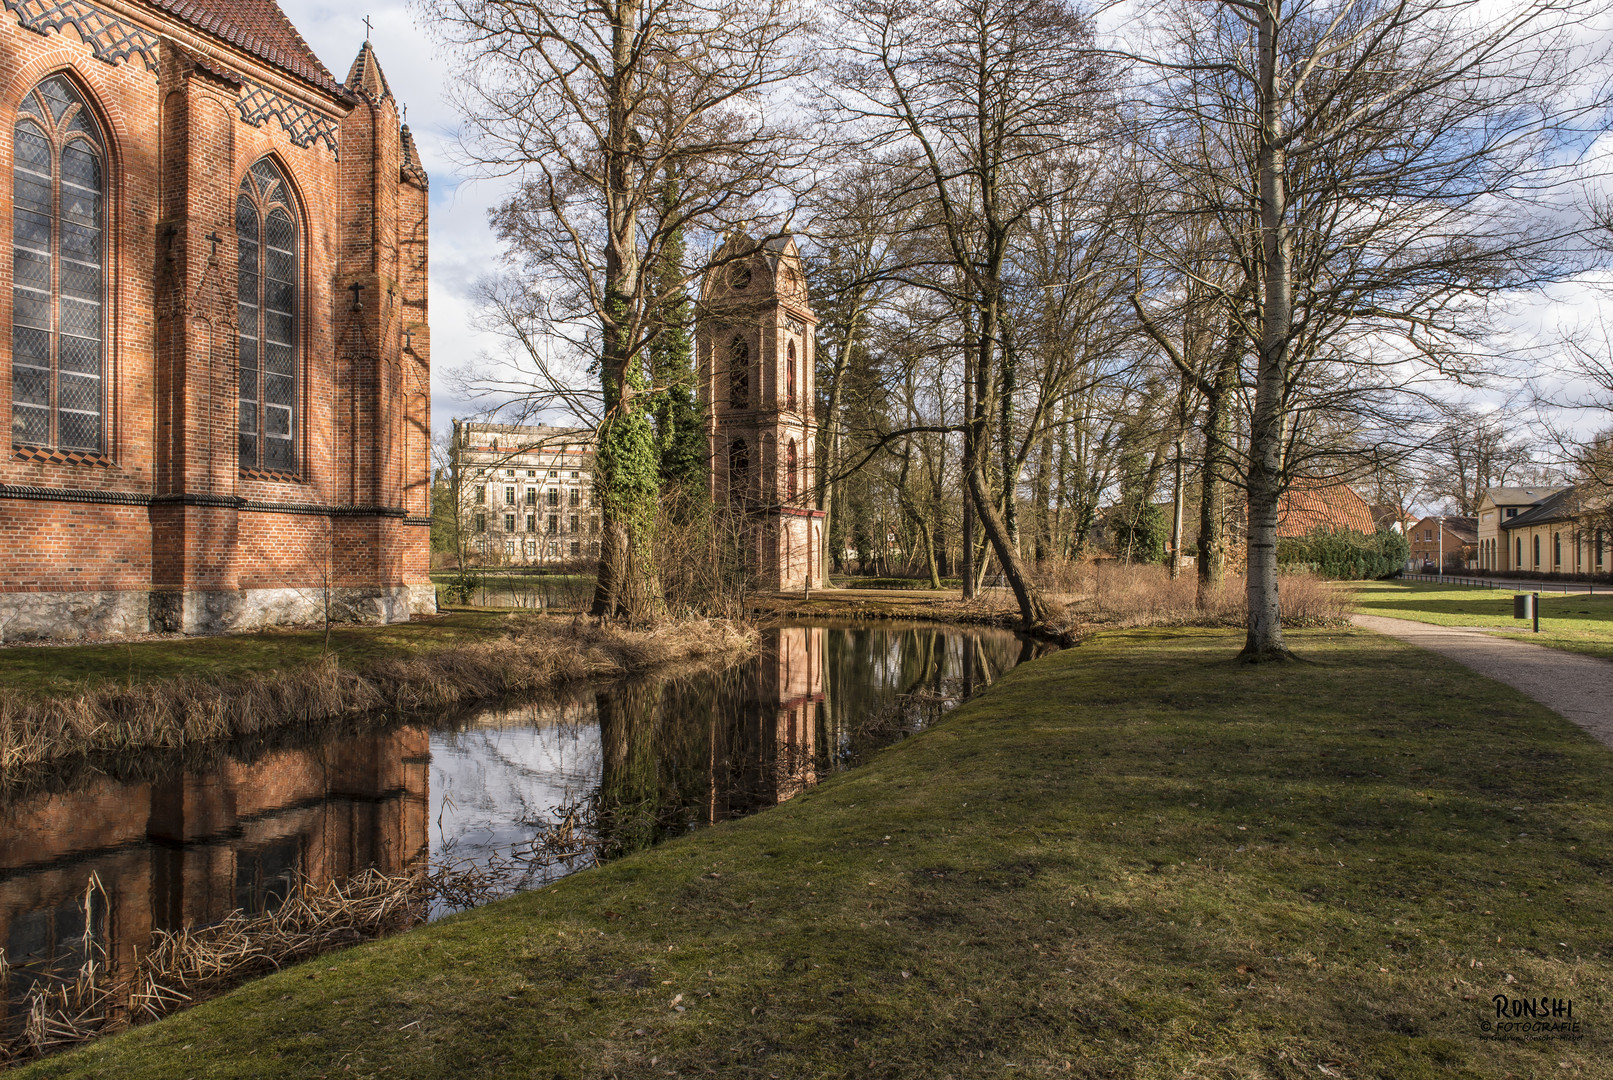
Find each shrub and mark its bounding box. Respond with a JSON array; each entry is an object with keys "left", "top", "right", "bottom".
[{"left": 1277, "top": 527, "right": 1407, "bottom": 580}]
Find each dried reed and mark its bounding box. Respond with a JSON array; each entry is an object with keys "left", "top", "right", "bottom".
[
  {"left": 0, "top": 853, "right": 581, "bottom": 1069},
  {"left": 0, "top": 617, "right": 754, "bottom": 776}
]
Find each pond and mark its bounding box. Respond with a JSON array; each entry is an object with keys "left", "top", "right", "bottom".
[{"left": 0, "top": 622, "right": 1049, "bottom": 1041}]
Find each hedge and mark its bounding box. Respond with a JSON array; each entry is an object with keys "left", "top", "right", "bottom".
[{"left": 1277, "top": 527, "right": 1408, "bottom": 580}]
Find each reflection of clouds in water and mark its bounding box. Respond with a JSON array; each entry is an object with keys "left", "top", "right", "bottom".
[{"left": 429, "top": 691, "right": 602, "bottom": 872}]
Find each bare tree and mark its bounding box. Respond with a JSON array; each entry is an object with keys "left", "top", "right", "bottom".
[
  {"left": 829, "top": 0, "right": 1111, "bottom": 630},
  {"left": 429, "top": 0, "right": 811, "bottom": 621},
  {"left": 1422, "top": 404, "right": 1538, "bottom": 514},
  {"left": 1137, "top": 0, "right": 1603, "bottom": 659}
]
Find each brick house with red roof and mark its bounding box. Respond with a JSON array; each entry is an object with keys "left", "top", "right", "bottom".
[{"left": 0, "top": 0, "right": 432, "bottom": 639}]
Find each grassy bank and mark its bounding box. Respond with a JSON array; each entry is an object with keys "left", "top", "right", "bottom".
[
  {"left": 0, "top": 614, "right": 752, "bottom": 776},
  {"left": 23, "top": 626, "right": 1613, "bottom": 1078},
  {"left": 1353, "top": 580, "right": 1613, "bottom": 661}
]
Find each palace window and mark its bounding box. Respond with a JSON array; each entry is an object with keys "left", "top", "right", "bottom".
[
  {"left": 547, "top": 514, "right": 558, "bottom": 533},
  {"left": 505, "top": 539, "right": 515, "bottom": 556},
  {"left": 12, "top": 75, "right": 106, "bottom": 453},
  {"left": 504, "top": 513, "right": 515, "bottom": 532},
  {"left": 569, "top": 489, "right": 580, "bottom": 507},
  {"left": 475, "top": 513, "right": 486, "bottom": 533},
  {"left": 237, "top": 158, "right": 299, "bottom": 473},
  {"left": 525, "top": 488, "right": 536, "bottom": 505},
  {"left": 526, "top": 513, "right": 536, "bottom": 532},
  {"left": 525, "top": 540, "right": 536, "bottom": 557},
  {"left": 571, "top": 541, "right": 580, "bottom": 557},
  {"left": 473, "top": 485, "right": 485, "bottom": 503},
  {"left": 569, "top": 514, "right": 579, "bottom": 533},
  {"left": 547, "top": 489, "right": 560, "bottom": 507},
  {"left": 786, "top": 438, "right": 798, "bottom": 499},
  {"left": 728, "top": 336, "right": 749, "bottom": 409}
]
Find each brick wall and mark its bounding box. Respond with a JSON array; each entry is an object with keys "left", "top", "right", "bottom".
[{"left": 0, "top": 8, "right": 431, "bottom": 637}]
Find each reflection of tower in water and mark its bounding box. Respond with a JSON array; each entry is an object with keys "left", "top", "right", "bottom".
[
  {"left": 0, "top": 728, "right": 430, "bottom": 1034},
  {"left": 710, "top": 625, "right": 825, "bottom": 818}
]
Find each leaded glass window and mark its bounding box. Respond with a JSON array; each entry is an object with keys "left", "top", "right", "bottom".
[
  {"left": 237, "top": 159, "right": 298, "bottom": 473},
  {"left": 11, "top": 75, "right": 105, "bottom": 453}
]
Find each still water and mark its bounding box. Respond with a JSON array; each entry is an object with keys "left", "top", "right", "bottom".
[{"left": 0, "top": 622, "right": 1046, "bottom": 1029}]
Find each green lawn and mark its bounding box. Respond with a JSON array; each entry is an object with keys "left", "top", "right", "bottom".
[
  {"left": 1352, "top": 580, "right": 1613, "bottom": 661},
  {"left": 21, "top": 627, "right": 1613, "bottom": 1079},
  {"left": 0, "top": 612, "right": 516, "bottom": 697}
]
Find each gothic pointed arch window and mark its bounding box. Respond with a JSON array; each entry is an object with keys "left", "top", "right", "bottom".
[
  {"left": 727, "top": 335, "right": 749, "bottom": 409},
  {"left": 237, "top": 159, "right": 299, "bottom": 473},
  {"left": 12, "top": 74, "right": 107, "bottom": 453},
  {"left": 786, "top": 340, "right": 796, "bottom": 409},
  {"left": 786, "top": 438, "right": 798, "bottom": 500}
]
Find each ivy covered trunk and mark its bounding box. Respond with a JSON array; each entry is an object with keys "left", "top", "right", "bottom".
[{"left": 591, "top": 0, "right": 662, "bottom": 624}]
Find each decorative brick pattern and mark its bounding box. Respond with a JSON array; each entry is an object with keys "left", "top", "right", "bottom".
[
  {"left": 237, "top": 80, "right": 339, "bottom": 159},
  {"left": 3, "top": 0, "right": 160, "bottom": 72}
]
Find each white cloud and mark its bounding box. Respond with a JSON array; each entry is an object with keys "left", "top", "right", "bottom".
[{"left": 278, "top": 1, "right": 503, "bottom": 439}]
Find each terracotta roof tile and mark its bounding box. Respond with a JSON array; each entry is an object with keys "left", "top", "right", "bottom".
[
  {"left": 1277, "top": 482, "right": 1376, "bottom": 537},
  {"left": 143, "top": 0, "right": 354, "bottom": 101}
]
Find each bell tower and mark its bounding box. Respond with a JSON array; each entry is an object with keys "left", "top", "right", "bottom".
[{"left": 697, "top": 236, "right": 826, "bottom": 590}]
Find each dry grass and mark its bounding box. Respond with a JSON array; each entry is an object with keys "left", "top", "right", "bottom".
[
  {"left": 758, "top": 563, "right": 1352, "bottom": 644},
  {"left": 0, "top": 616, "right": 753, "bottom": 776},
  {"left": 1044, "top": 561, "right": 1354, "bottom": 630}
]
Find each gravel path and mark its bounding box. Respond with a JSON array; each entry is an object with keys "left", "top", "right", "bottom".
[{"left": 1353, "top": 614, "right": 1613, "bottom": 751}]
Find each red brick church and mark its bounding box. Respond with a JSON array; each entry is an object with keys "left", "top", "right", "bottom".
[{"left": 0, "top": 1, "right": 432, "bottom": 640}]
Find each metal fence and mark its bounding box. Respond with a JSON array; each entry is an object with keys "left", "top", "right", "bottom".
[{"left": 1399, "top": 572, "right": 1601, "bottom": 595}]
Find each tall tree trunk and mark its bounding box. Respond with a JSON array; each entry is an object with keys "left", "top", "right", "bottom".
[
  {"left": 1242, "top": 0, "right": 1292, "bottom": 661},
  {"left": 592, "top": 0, "right": 661, "bottom": 623},
  {"left": 961, "top": 324, "right": 977, "bottom": 600},
  {"left": 1032, "top": 428, "right": 1052, "bottom": 563},
  {"left": 1197, "top": 324, "right": 1240, "bottom": 607},
  {"left": 1169, "top": 442, "right": 1185, "bottom": 580},
  {"left": 969, "top": 294, "right": 1046, "bottom": 630},
  {"left": 999, "top": 330, "right": 1019, "bottom": 552}
]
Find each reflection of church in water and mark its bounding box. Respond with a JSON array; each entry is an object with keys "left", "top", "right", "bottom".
[{"left": 0, "top": 730, "right": 429, "bottom": 1033}]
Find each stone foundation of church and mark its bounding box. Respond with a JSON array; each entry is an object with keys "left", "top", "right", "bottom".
[{"left": 0, "top": 585, "right": 428, "bottom": 643}]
